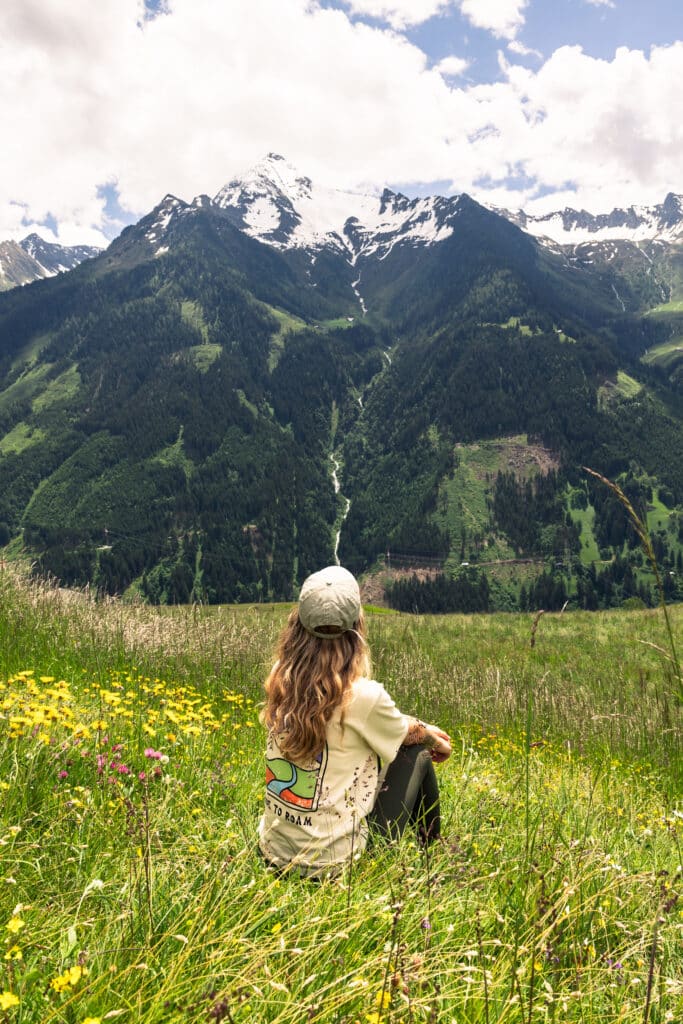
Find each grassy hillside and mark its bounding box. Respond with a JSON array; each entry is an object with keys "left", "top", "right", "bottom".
[{"left": 1, "top": 568, "right": 681, "bottom": 1022}]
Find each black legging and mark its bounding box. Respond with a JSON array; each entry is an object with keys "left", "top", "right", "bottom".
[{"left": 368, "top": 744, "right": 441, "bottom": 844}]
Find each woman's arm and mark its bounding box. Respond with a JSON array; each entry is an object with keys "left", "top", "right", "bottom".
[{"left": 403, "top": 718, "right": 452, "bottom": 762}]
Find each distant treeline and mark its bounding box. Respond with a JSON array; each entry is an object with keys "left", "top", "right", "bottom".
[
  {"left": 384, "top": 555, "right": 682, "bottom": 615},
  {"left": 385, "top": 570, "right": 490, "bottom": 614}
]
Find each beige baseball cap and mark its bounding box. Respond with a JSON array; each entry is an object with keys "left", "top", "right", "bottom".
[{"left": 298, "top": 565, "right": 361, "bottom": 639}]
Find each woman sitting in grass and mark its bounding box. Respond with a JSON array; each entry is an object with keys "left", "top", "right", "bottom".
[{"left": 258, "top": 565, "right": 451, "bottom": 879}]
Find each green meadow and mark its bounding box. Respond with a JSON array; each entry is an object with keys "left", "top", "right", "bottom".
[{"left": 0, "top": 568, "right": 681, "bottom": 1023}]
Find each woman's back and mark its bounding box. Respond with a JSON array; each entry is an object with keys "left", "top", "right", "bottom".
[{"left": 259, "top": 676, "right": 408, "bottom": 876}]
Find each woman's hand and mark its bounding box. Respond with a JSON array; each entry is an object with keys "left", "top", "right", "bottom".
[{"left": 427, "top": 725, "right": 452, "bottom": 763}]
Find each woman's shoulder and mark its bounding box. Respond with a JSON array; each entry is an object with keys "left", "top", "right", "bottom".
[
  {"left": 345, "top": 678, "right": 408, "bottom": 753},
  {"left": 349, "top": 677, "right": 391, "bottom": 709}
]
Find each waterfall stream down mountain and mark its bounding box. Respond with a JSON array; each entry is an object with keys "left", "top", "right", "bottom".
[{"left": 331, "top": 455, "right": 351, "bottom": 565}]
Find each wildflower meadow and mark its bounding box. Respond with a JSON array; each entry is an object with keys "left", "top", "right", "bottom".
[{"left": 0, "top": 567, "right": 681, "bottom": 1023}]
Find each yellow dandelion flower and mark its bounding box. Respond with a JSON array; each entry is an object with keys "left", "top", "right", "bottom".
[
  {"left": 0, "top": 991, "right": 19, "bottom": 1010},
  {"left": 6, "top": 917, "right": 24, "bottom": 934},
  {"left": 50, "top": 965, "right": 88, "bottom": 992},
  {"left": 82, "top": 1018, "right": 102, "bottom": 1024},
  {"left": 4, "top": 946, "right": 22, "bottom": 961}
]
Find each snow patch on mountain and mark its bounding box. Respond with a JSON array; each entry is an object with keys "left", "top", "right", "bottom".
[{"left": 244, "top": 195, "right": 281, "bottom": 235}]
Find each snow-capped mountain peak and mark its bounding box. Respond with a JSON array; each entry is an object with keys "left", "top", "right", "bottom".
[
  {"left": 234, "top": 152, "right": 314, "bottom": 204},
  {"left": 0, "top": 234, "right": 100, "bottom": 291},
  {"left": 143, "top": 194, "right": 189, "bottom": 255},
  {"left": 19, "top": 233, "right": 101, "bottom": 275},
  {"left": 212, "top": 154, "right": 462, "bottom": 262},
  {"left": 214, "top": 153, "right": 371, "bottom": 253}
]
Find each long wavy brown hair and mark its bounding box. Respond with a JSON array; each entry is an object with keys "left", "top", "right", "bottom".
[{"left": 262, "top": 607, "right": 370, "bottom": 763}]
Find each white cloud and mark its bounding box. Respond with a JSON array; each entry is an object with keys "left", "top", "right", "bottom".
[
  {"left": 434, "top": 55, "right": 470, "bottom": 77},
  {"left": 584, "top": 0, "right": 615, "bottom": 7},
  {"left": 0, "top": 0, "right": 463, "bottom": 240},
  {"left": 507, "top": 39, "right": 542, "bottom": 60},
  {"left": 464, "top": 43, "right": 683, "bottom": 213},
  {"left": 1, "top": 1, "right": 682, "bottom": 245},
  {"left": 458, "top": 0, "right": 528, "bottom": 40},
  {"left": 342, "top": 0, "right": 530, "bottom": 38},
  {"left": 339, "top": 0, "right": 454, "bottom": 29}
]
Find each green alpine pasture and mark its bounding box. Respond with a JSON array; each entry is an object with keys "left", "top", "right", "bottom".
[
  {"left": 0, "top": 567, "right": 681, "bottom": 1023},
  {"left": 642, "top": 338, "right": 683, "bottom": 372},
  {"left": 644, "top": 301, "right": 683, "bottom": 317}
]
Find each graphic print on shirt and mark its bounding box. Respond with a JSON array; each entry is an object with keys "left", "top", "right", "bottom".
[{"left": 265, "top": 744, "right": 328, "bottom": 811}]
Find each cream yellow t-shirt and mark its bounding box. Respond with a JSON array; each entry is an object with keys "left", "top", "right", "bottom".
[{"left": 258, "top": 677, "right": 409, "bottom": 876}]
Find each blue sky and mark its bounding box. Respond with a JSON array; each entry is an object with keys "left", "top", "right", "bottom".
[
  {"left": 1, "top": 0, "right": 682, "bottom": 245},
  {"left": 402, "top": 0, "right": 682, "bottom": 79}
]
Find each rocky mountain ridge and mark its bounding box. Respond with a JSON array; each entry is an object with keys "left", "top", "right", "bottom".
[
  {"left": 3, "top": 156, "right": 681, "bottom": 298},
  {"left": 502, "top": 192, "right": 683, "bottom": 246},
  {"left": 0, "top": 233, "right": 101, "bottom": 291},
  {"left": 129, "top": 155, "right": 683, "bottom": 318}
]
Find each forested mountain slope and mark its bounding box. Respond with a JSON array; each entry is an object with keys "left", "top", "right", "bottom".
[{"left": 1, "top": 167, "right": 682, "bottom": 609}]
